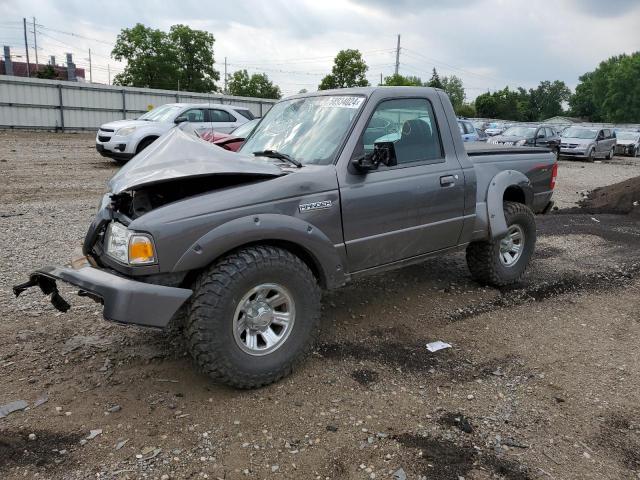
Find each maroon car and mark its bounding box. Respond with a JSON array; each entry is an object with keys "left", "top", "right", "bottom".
[{"left": 200, "top": 118, "right": 260, "bottom": 151}]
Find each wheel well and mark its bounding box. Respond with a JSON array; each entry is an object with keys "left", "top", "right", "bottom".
[
  {"left": 503, "top": 186, "right": 526, "bottom": 205},
  {"left": 181, "top": 240, "right": 326, "bottom": 289},
  {"left": 136, "top": 136, "right": 159, "bottom": 153}
]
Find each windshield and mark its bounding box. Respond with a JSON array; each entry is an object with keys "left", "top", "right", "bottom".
[
  {"left": 562, "top": 127, "right": 598, "bottom": 139},
  {"left": 240, "top": 95, "right": 365, "bottom": 165},
  {"left": 138, "top": 104, "right": 183, "bottom": 122},
  {"left": 231, "top": 118, "right": 260, "bottom": 138},
  {"left": 616, "top": 131, "right": 639, "bottom": 141},
  {"left": 502, "top": 126, "right": 536, "bottom": 137}
]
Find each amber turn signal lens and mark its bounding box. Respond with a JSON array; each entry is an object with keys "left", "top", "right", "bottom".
[{"left": 128, "top": 236, "right": 155, "bottom": 264}]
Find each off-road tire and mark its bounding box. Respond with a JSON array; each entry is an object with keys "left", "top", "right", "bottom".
[
  {"left": 466, "top": 202, "right": 536, "bottom": 287},
  {"left": 185, "top": 246, "right": 321, "bottom": 389}
]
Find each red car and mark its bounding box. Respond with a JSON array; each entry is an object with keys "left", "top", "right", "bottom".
[{"left": 200, "top": 118, "right": 260, "bottom": 151}]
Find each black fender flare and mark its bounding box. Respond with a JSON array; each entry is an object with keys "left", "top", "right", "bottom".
[
  {"left": 486, "top": 170, "right": 533, "bottom": 239},
  {"left": 171, "top": 214, "right": 347, "bottom": 289}
]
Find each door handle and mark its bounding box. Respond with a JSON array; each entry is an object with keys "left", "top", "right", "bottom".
[{"left": 440, "top": 175, "right": 457, "bottom": 186}]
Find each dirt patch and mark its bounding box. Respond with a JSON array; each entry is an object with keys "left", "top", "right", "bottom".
[
  {"left": 350, "top": 368, "right": 379, "bottom": 386},
  {"left": 596, "top": 411, "right": 640, "bottom": 471},
  {"left": 450, "top": 264, "right": 640, "bottom": 321},
  {"left": 0, "top": 429, "right": 83, "bottom": 472},
  {"left": 439, "top": 412, "right": 474, "bottom": 434},
  {"left": 571, "top": 175, "right": 640, "bottom": 216}
]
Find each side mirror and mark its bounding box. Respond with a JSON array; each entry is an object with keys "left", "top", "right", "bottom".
[
  {"left": 174, "top": 116, "right": 188, "bottom": 124},
  {"left": 351, "top": 141, "right": 398, "bottom": 172}
]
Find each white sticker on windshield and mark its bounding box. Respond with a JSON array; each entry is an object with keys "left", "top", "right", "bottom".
[{"left": 317, "top": 96, "right": 365, "bottom": 109}]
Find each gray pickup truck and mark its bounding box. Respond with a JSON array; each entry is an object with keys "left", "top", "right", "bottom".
[{"left": 14, "top": 87, "right": 556, "bottom": 388}]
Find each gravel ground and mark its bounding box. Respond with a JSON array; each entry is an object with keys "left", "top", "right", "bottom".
[{"left": 1, "top": 131, "right": 640, "bottom": 480}]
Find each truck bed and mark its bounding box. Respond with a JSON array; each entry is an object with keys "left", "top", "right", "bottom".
[{"left": 464, "top": 142, "right": 551, "bottom": 156}]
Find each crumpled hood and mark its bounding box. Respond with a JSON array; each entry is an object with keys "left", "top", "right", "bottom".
[
  {"left": 108, "top": 127, "right": 283, "bottom": 194},
  {"left": 616, "top": 138, "right": 638, "bottom": 146}
]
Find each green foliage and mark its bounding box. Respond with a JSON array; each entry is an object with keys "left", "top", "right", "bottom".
[
  {"left": 111, "top": 23, "right": 219, "bottom": 92},
  {"left": 475, "top": 80, "right": 570, "bottom": 121},
  {"left": 441, "top": 75, "right": 465, "bottom": 110},
  {"left": 570, "top": 52, "right": 640, "bottom": 122},
  {"left": 381, "top": 73, "right": 423, "bottom": 86},
  {"left": 456, "top": 103, "right": 476, "bottom": 118},
  {"left": 426, "top": 68, "right": 443, "bottom": 89},
  {"left": 36, "top": 64, "right": 57, "bottom": 79},
  {"left": 227, "top": 70, "right": 281, "bottom": 99},
  {"left": 319, "top": 49, "right": 370, "bottom": 90}
]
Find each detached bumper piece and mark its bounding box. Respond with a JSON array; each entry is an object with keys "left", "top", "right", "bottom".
[{"left": 13, "top": 265, "right": 192, "bottom": 328}]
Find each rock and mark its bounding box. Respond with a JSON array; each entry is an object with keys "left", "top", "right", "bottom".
[
  {"left": 271, "top": 465, "right": 279, "bottom": 472},
  {"left": 115, "top": 439, "right": 129, "bottom": 450},
  {"left": 28, "top": 433, "right": 36, "bottom": 441},
  {"left": 393, "top": 468, "right": 407, "bottom": 480},
  {"left": 87, "top": 429, "right": 103, "bottom": 440},
  {"left": 33, "top": 393, "right": 49, "bottom": 408},
  {"left": 107, "top": 405, "right": 121, "bottom": 413},
  {"left": 0, "top": 400, "right": 28, "bottom": 418},
  {"left": 467, "top": 394, "right": 475, "bottom": 400}
]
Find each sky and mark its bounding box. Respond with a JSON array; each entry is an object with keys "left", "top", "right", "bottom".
[{"left": 1, "top": 0, "right": 639, "bottom": 100}]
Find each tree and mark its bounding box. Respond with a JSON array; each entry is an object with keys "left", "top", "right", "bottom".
[
  {"left": 441, "top": 75, "right": 465, "bottom": 110},
  {"left": 36, "top": 64, "right": 57, "bottom": 79},
  {"left": 111, "top": 23, "right": 219, "bottom": 92},
  {"left": 426, "top": 68, "right": 443, "bottom": 89},
  {"left": 168, "top": 24, "right": 220, "bottom": 92},
  {"left": 227, "top": 70, "right": 281, "bottom": 99},
  {"left": 319, "top": 49, "right": 370, "bottom": 90},
  {"left": 381, "top": 73, "right": 423, "bottom": 86},
  {"left": 529, "top": 80, "right": 571, "bottom": 120},
  {"left": 570, "top": 52, "right": 640, "bottom": 122},
  {"left": 456, "top": 103, "right": 476, "bottom": 118}
]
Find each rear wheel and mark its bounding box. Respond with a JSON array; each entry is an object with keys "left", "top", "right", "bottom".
[
  {"left": 466, "top": 202, "right": 536, "bottom": 287},
  {"left": 605, "top": 147, "right": 614, "bottom": 160},
  {"left": 185, "top": 246, "right": 321, "bottom": 388}
]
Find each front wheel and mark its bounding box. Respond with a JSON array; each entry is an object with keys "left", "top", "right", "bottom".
[
  {"left": 466, "top": 202, "right": 536, "bottom": 287},
  {"left": 606, "top": 147, "right": 614, "bottom": 160},
  {"left": 586, "top": 148, "right": 596, "bottom": 162},
  {"left": 185, "top": 246, "right": 321, "bottom": 388}
]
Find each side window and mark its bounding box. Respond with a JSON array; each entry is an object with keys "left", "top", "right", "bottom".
[
  {"left": 603, "top": 129, "right": 611, "bottom": 138},
  {"left": 360, "top": 98, "right": 443, "bottom": 165},
  {"left": 465, "top": 122, "right": 476, "bottom": 135},
  {"left": 458, "top": 122, "right": 465, "bottom": 134},
  {"left": 235, "top": 109, "right": 255, "bottom": 120},
  {"left": 210, "top": 109, "right": 236, "bottom": 122},
  {"left": 545, "top": 128, "right": 554, "bottom": 137},
  {"left": 537, "top": 128, "right": 546, "bottom": 138},
  {"left": 183, "top": 108, "right": 205, "bottom": 123}
]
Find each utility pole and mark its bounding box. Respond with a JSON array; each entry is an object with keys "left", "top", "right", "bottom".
[
  {"left": 107, "top": 64, "right": 111, "bottom": 85},
  {"left": 224, "top": 56, "right": 228, "bottom": 94},
  {"left": 88, "top": 48, "right": 92, "bottom": 83},
  {"left": 380, "top": 72, "right": 383, "bottom": 85},
  {"left": 23, "top": 18, "right": 30, "bottom": 77},
  {"left": 394, "top": 34, "right": 401, "bottom": 76},
  {"left": 32, "top": 17, "right": 38, "bottom": 67}
]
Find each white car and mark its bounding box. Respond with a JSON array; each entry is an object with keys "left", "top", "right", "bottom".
[{"left": 96, "top": 103, "right": 255, "bottom": 162}]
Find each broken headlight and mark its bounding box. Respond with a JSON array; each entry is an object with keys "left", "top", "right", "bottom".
[{"left": 105, "top": 221, "right": 156, "bottom": 265}]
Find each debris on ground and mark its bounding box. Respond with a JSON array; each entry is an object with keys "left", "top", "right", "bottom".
[
  {"left": 577, "top": 175, "right": 640, "bottom": 216},
  {"left": 0, "top": 399, "right": 28, "bottom": 418},
  {"left": 86, "top": 429, "right": 102, "bottom": 440},
  {"left": 426, "top": 341, "right": 452, "bottom": 352},
  {"left": 392, "top": 467, "right": 407, "bottom": 480}
]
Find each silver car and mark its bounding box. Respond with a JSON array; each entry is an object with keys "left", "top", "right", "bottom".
[
  {"left": 614, "top": 131, "right": 640, "bottom": 157},
  {"left": 559, "top": 127, "right": 617, "bottom": 162}
]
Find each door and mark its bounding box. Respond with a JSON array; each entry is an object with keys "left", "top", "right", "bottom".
[
  {"left": 534, "top": 127, "right": 548, "bottom": 147},
  {"left": 182, "top": 107, "right": 208, "bottom": 134},
  {"left": 208, "top": 108, "right": 239, "bottom": 133},
  {"left": 339, "top": 97, "right": 465, "bottom": 272}
]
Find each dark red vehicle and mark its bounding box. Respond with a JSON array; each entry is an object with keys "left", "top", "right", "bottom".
[{"left": 200, "top": 118, "right": 260, "bottom": 151}]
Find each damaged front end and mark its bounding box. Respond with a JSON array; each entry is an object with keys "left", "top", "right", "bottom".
[{"left": 14, "top": 127, "right": 284, "bottom": 328}]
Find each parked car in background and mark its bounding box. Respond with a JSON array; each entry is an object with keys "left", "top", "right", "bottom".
[
  {"left": 95, "top": 103, "right": 253, "bottom": 162},
  {"left": 458, "top": 119, "right": 480, "bottom": 142},
  {"left": 487, "top": 125, "right": 560, "bottom": 157},
  {"left": 614, "top": 131, "right": 640, "bottom": 157},
  {"left": 485, "top": 122, "right": 508, "bottom": 136},
  {"left": 200, "top": 118, "right": 261, "bottom": 151},
  {"left": 560, "top": 127, "right": 617, "bottom": 162}
]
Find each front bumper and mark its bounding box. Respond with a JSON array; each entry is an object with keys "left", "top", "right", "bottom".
[
  {"left": 559, "top": 148, "right": 588, "bottom": 158},
  {"left": 13, "top": 265, "right": 192, "bottom": 328}
]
